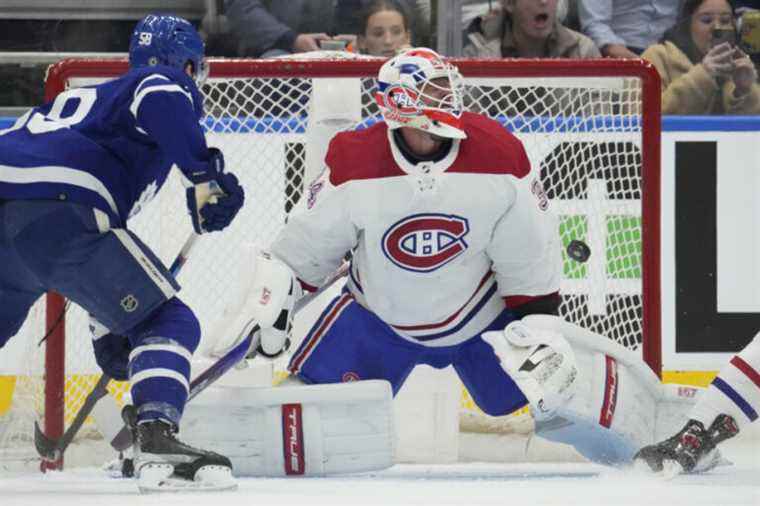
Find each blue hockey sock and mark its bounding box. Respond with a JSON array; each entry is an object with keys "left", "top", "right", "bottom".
[{"left": 127, "top": 297, "right": 200, "bottom": 426}]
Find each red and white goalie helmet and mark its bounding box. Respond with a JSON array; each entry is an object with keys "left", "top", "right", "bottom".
[{"left": 375, "top": 47, "right": 466, "bottom": 139}]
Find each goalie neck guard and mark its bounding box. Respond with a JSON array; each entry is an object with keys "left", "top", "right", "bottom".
[{"left": 375, "top": 47, "right": 466, "bottom": 139}]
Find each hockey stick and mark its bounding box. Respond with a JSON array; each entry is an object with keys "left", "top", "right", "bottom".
[
  {"left": 33, "top": 373, "right": 111, "bottom": 462},
  {"left": 109, "top": 323, "right": 257, "bottom": 452},
  {"left": 33, "top": 232, "right": 201, "bottom": 463}
]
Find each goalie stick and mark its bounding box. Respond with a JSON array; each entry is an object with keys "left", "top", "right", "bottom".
[{"left": 33, "top": 231, "right": 201, "bottom": 464}]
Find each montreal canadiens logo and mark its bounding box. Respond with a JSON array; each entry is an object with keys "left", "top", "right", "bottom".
[
  {"left": 382, "top": 214, "right": 470, "bottom": 272},
  {"left": 384, "top": 85, "right": 419, "bottom": 116}
]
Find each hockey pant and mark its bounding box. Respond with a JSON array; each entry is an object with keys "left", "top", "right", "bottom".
[
  {"left": 0, "top": 199, "right": 199, "bottom": 425},
  {"left": 288, "top": 290, "right": 528, "bottom": 417}
]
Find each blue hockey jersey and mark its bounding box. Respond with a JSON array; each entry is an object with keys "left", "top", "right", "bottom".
[{"left": 0, "top": 65, "right": 211, "bottom": 226}]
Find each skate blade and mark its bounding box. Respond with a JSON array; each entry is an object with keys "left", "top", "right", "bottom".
[
  {"left": 103, "top": 457, "right": 130, "bottom": 479},
  {"left": 138, "top": 463, "right": 237, "bottom": 494}
]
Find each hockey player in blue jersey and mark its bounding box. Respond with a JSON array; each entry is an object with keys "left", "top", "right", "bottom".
[{"left": 0, "top": 14, "right": 244, "bottom": 492}]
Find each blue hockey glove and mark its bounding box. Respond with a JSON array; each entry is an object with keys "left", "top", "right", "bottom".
[
  {"left": 186, "top": 148, "right": 245, "bottom": 234},
  {"left": 197, "top": 172, "right": 244, "bottom": 232},
  {"left": 92, "top": 333, "right": 132, "bottom": 381}
]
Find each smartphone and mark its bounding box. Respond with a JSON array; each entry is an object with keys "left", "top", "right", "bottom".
[
  {"left": 712, "top": 27, "right": 737, "bottom": 48},
  {"left": 319, "top": 39, "right": 348, "bottom": 51}
]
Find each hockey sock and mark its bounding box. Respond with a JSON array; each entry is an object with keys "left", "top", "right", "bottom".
[
  {"left": 690, "top": 334, "right": 760, "bottom": 430},
  {"left": 127, "top": 297, "right": 200, "bottom": 426}
]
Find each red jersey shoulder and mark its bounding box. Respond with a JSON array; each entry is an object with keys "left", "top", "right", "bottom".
[
  {"left": 448, "top": 112, "right": 531, "bottom": 178},
  {"left": 325, "top": 122, "right": 405, "bottom": 186}
]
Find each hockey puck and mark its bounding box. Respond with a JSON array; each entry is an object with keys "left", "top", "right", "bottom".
[{"left": 567, "top": 240, "right": 591, "bottom": 263}]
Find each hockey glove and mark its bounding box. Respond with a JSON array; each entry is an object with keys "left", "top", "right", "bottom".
[
  {"left": 254, "top": 309, "right": 292, "bottom": 359},
  {"left": 92, "top": 333, "right": 132, "bottom": 381},
  {"left": 186, "top": 147, "right": 245, "bottom": 234},
  {"left": 482, "top": 320, "right": 577, "bottom": 420},
  {"left": 244, "top": 252, "right": 302, "bottom": 360}
]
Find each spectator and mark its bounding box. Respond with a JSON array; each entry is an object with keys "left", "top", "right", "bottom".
[
  {"left": 224, "top": 0, "right": 421, "bottom": 57},
  {"left": 642, "top": 0, "right": 760, "bottom": 114},
  {"left": 578, "top": 0, "right": 681, "bottom": 58},
  {"left": 225, "top": 0, "right": 331, "bottom": 57},
  {"left": 463, "top": 0, "right": 600, "bottom": 58},
  {"left": 356, "top": 0, "right": 412, "bottom": 56}
]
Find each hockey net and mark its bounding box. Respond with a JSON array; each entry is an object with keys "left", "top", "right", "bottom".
[{"left": 0, "top": 54, "right": 660, "bottom": 470}]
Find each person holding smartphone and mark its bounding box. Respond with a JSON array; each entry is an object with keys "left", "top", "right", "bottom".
[
  {"left": 642, "top": 0, "right": 760, "bottom": 115},
  {"left": 223, "top": 0, "right": 419, "bottom": 57}
]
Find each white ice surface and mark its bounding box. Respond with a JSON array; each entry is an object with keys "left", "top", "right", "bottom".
[{"left": 2, "top": 436, "right": 758, "bottom": 506}]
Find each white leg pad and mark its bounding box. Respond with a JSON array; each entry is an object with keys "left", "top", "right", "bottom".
[
  {"left": 520, "top": 315, "right": 702, "bottom": 465},
  {"left": 180, "top": 380, "right": 394, "bottom": 476}
]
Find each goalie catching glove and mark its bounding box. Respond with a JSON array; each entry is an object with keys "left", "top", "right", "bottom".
[
  {"left": 185, "top": 147, "right": 244, "bottom": 234},
  {"left": 482, "top": 320, "right": 578, "bottom": 420},
  {"left": 245, "top": 252, "right": 303, "bottom": 359}
]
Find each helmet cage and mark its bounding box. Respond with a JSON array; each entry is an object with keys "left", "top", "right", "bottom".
[{"left": 375, "top": 49, "right": 466, "bottom": 139}]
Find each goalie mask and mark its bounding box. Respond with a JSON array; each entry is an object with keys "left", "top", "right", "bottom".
[{"left": 375, "top": 47, "right": 466, "bottom": 139}]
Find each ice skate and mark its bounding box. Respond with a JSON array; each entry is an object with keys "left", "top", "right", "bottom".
[
  {"left": 124, "top": 406, "right": 236, "bottom": 493},
  {"left": 634, "top": 414, "right": 739, "bottom": 476}
]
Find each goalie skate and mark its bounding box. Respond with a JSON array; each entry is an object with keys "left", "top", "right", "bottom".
[
  {"left": 633, "top": 414, "right": 739, "bottom": 477},
  {"left": 123, "top": 406, "right": 237, "bottom": 493}
]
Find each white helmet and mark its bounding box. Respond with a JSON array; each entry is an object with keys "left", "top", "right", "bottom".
[{"left": 375, "top": 47, "right": 466, "bottom": 139}]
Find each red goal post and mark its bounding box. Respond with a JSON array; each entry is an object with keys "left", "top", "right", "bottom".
[{"left": 31, "top": 56, "right": 661, "bottom": 467}]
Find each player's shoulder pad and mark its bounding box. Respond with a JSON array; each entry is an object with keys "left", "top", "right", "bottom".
[
  {"left": 448, "top": 112, "right": 531, "bottom": 179},
  {"left": 326, "top": 122, "right": 405, "bottom": 187}
]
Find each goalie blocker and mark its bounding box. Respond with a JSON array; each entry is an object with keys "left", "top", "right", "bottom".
[
  {"left": 179, "top": 380, "right": 394, "bottom": 477},
  {"left": 484, "top": 315, "right": 701, "bottom": 465}
]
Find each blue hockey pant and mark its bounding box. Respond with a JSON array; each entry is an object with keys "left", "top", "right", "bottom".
[{"left": 288, "top": 291, "right": 529, "bottom": 417}]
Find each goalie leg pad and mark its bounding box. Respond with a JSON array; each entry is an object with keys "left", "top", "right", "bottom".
[
  {"left": 520, "top": 315, "right": 702, "bottom": 466},
  {"left": 533, "top": 350, "right": 653, "bottom": 465},
  {"left": 180, "top": 380, "right": 394, "bottom": 476}
]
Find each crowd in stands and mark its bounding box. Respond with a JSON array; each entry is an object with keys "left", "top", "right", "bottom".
[{"left": 2, "top": 0, "right": 760, "bottom": 114}]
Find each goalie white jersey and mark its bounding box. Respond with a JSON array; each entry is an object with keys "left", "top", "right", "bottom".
[{"left": 271, "top": 112, "right": 561, "bottom": 347}]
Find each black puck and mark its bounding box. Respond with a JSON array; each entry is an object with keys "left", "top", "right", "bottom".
[{"left": 567, "top": 240, "right": 591, "bottom": 263}]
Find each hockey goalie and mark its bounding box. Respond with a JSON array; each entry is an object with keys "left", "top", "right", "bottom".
[{"left": 182, "top": 47, "right": 701, "bottom": 476}]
